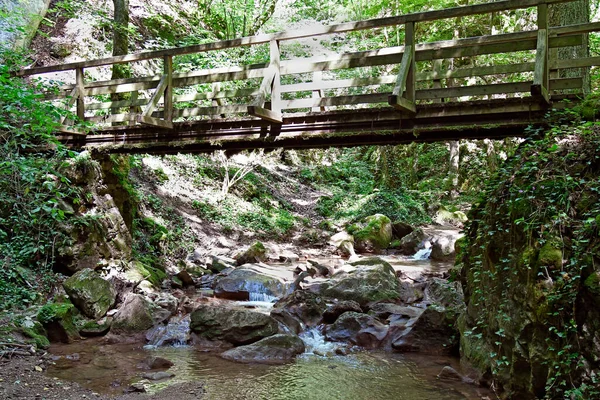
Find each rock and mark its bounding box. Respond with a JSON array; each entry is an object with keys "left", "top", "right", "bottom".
[
  {"left": 368, "top": 303, "right": 423, "bottom": 321},
  {"left": 398, "top": 281, "right": 425, "bottom": 304},
  {"left": 325, "top": 312, "right": 388, "bottom": 348},
  {"left": 154, "top": 293, "right": 178, "bottom": 314},
  {"left": 63, "top": 269, "right": 117, "bottom": 319},
  {"left": 190, "top": 304, "right": 278, "bottom": 345},
  {"left": 111, "top": 293, "right": 164, "bottom": 334},
  {"left": 142, "top": 371, "right": 175, "bottom": 380},
  {"left": 235, "top": 241, "right": 267, "bottom": 265},
  {"left": 124, "top": 383, "right": 146, "bottom": 393},
  {"left": 221, "top": 334, "right": 305, "bottom": 364},
  {"left": 430, "top": 235, "right": 458, "bottom": 261},
  {"left": 271, "top": 291, "right": 327, "bottom": 334},
  {"left": 214, "top": 265, "right": 289, "bottom": 301},
  {"left": 78, "top": 319, "right": 111, "bottom": 337},
  {"left": 210, "top": 255, "right": 236, "bottom": 273},
  {"left": 399, "top": 228, "right": 430, "bottom": 255},
  {"left": 329, "top": 231, "right": 356, "bottom": 257},
  {"left": 433, "top": 205, "right": 468, "bottom": 226},
  {"left": 138, "top": 356, "right": 174, "bottom": 370},
  {"left": 278, "top": 253, "right": 300, "bottom": 263},
  {"left": 351, "top": 214, "right": 393, "bottom": 252},
  {"left": 36, "top": 301, "right": 80, "bottom": 343},
  {"left": 425, "top": 278, "right": 464, "bottom": 310},
  {"left": 322, "top": 300, "right": 363, "bottom": 324},
  {"left": 392, "top": 221, "right": 414, "bottom": 240},
  {"left": 321, "top": 257, "right": 400, "bottom": 306},
  {"left": 390, "top": 305, "right": 459, "bottom": 354},
  {"left": 307, "top": 259, "right": 331, "bottom": 276},
  {"left": 437, "top": 366, "right": 463, "bottom": 381}
]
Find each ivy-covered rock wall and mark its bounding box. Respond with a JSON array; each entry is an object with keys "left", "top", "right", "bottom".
[{"left": 458, "top": 122, "right": 600, "bottom": 399}]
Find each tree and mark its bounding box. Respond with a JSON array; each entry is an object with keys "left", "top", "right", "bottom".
[{"left": 198, "top": 0, "right": 278, "bottom": 40}]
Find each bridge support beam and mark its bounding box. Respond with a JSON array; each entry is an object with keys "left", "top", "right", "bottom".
[
  {"left": 249, "top": 39, "right": 283, "bottom": 123},
  {"left": 389, "top": 21, "right": 416, "bottom": 114},
  {"left": 532, "top": 4, "right": 550, "bottom": 104},
  {"left": 138, "top": 55, "right": 174, "bottom": 129}
]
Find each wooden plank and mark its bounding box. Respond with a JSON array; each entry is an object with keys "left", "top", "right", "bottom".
[
  {"left": 270, "top": 40, "right": 281, "bottom": 117},
  {"left": 17, "top": 0, "right": 575, "bottom": 76},
  {"left": 59, "top": 86, "right": 79, "bottom": 125},
  {"left": 554, "top": 56, "right": 600, "bottom": 69},
  {"left": 75, "top": 67, "right": 85, "bottom": 120},
  {"left": 58, "top": 125, "right": 87, "bottom": 136},
  {"left": 312, "top": 71, "right": 325, "bottom": 112},
  {"left": 248, "top": 105, "right": 283, "bottom": 123},
  {"left": 417, "top": 81, "right": 532, "bottom": 100},
  {"left": 388, "top": 95, "right": 416, "bottom": 113},
  {"left": 282, "top": 93, "right": 389, "bottom": 109},
  {"left": 137, "top": 115, "right": 174, "bottom": 129},
  {"left": 86, "top": 97, "right": 147, "bottom": 110},
  {"left": 164, "top": 55, "right": 173, "bottom": 122},
  {"left": 549, "top": 77, "right": 582, "bottom": 91},
  {"left": 391, "top": 45, "right": 413, "bottom": 98},
  {"left": 174, "top": 105, "right": 250, "bottom": 117},
  {"left": 142, "top": 75, "right": 168, "bottom": 116},
  {"left": 174, "top": 88, "right": 259, "bottom": 102},
  {"left": 253, "top": 68, "right": 276, "bottom": 107},
  {"left": 532, "top": 28, "right": 549, "bottom": 103}
]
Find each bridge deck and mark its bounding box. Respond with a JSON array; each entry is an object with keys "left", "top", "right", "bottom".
[{"left": 17, "top": 0, "right": 600, "bottom": 153}]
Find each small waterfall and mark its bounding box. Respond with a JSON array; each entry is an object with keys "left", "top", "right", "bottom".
[
  {"left": 412, "top": 247, "right": 432, "bottom": 260},
  {"left": 299, "top": 327, "right": 338, "bottom": 356},
  {"left": 248, "top": 292, "right": 278, "bottom": 303},
  {"left": 145, "top": 315, "right": 190, "bottom": 348}
]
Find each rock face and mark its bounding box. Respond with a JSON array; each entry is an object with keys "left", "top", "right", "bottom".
[
  {"left": 458, "top": 132, "right": 600, "bottom": 399},
  {"left": 0, "top": 0, "right": 51, "bottom": 49},
  {"left": 352, "top": 214, "right": 393, "bottom": 252},
  {"left": 271, "top": 291, "right": 327, "bottom": 334},
  {"left": 392, "top": 221, "right": 414, "bottom": 240},
  {"left": 221, "top": 334, "right": 305, "bottom": 364},
  {"left": 325, "top": 312, "right": 388, "bottom": 348},
  {"left": 63, "top": 269, "right": 116, "bottom": 319},
  {"left": 235, "top": 241, "right": 267, "bottom": 265},
  {"left": 111, "top": 293, "right": 161, "bottom": 334},
  {"left": 190, "top": 304, "right": 278, "bottom": 345},
  {"left": 214, "top": 265, "right": 290, "bottom": 301},
  {"left": 321, "top": 257, "right": 400, "bottom": 306}
]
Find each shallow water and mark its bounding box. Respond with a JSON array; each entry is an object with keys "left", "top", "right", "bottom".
[{"left": 47, "top": 340, "right": 490, "bottom": 400}]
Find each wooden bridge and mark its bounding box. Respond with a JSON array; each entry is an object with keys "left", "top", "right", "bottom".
[{"left": 18, "top": 0, "right": 600, "bottom": 154}]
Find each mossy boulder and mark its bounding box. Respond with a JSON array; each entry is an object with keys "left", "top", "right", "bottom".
[
  {"left": 111, "top": 293, "right": 162, "bottom": 334},
  {"left": 584, "top": 272, "right": 600, "bottom": 300},
  {"left": 214, "top": 265, "right": 290, "bottom": 301},
  {"left": 63, "top": 269, "right": 117, "bottom": 319},
  {"left": 235, "top": 241, "right": 267, "bottom": 265},
  {"left": 537, "top": 238, "right": 563, "bottom": 269},
  {"left": 190, "top": 304, "right": 278, "bottom": 345},
  {"left": 351, "top": 214, "right": 393, "bottom": 252},
  {"left": 37, "top": 301, "right": 80, "bottom": 343},
  {"left": 20, "top": 320, "right": 50, "bottom": 349},
  {"left": 220, "top": 334, "right": 305, "bottom": 364},
  {"left": 321, "top": 257, "right": 400, "bottom": 306}
]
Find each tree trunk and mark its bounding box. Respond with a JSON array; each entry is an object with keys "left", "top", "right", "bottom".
[
  {"left": 549, "top": 0, "right": 590, "bottom": 95},
  {"left": 111, "top": 0, "right": 130, "bottom": 123}
]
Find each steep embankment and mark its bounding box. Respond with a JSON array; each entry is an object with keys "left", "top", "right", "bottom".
[{"left": 458, "top": 119, "right": 600, "bottom": 399}]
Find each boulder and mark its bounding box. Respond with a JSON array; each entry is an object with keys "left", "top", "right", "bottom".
[
  {"left": 63, "top": 269, "right": 117, "bottom": 319},
  {"left": 214, "top": 265, "right": 289, "bottom": 301},
  {"left": 392, "top": 221, "right": 414, "bottom": 240},
  {"left": 77, "top": 318, "right": 112, "bottom": 337},
  {"left": 235, "top": 241, "right": 267, "bottom": 265},
  {"left": 138, "top": 356, "right": 174, "bottom": 370},
  {"left": 221, "top": 334, "right": 305, "bottom": 364},
  {"left": 190, "top": 304, "right": 278, "bottom": 345},
  {"left": 398, "top": 280, "right": 425, "bottom": 304},
  {"left": 154, "top": 292, "right": 179, "bottom": 314},
  {"left": 325, "top": 312, "right": 388, "bottom": 348},
  {"left": 425, "top": 278, "right": 464, "bottom": 310},
  {"left": 321, "top": 257, "right": 400, "bottom": 306},
  {"left": 322, "top": 300, "right": 363, "bottom": 324},
  {"left": 399, "top": 228, "right": 430, "bottom": 255},
  {"left": 111, "top": 293, "right": 164, "bottom": 334},
  {"left": 430, "top": 235, "right": 458, "bottom": 261},
  {"left": 368, "top": 303, "right": 423, "bottom": 321},
  {"left": 271, "top": 291, "right": 327, "bottom": 334},
  {"left": 37, "top": 301, "right": 80, "bottom": 343},
  {"left": 352, "top": 214, "right": 393, "bottom": 252},
  {"left": 210, "top": 255, "right": 236, "bottom": 273},
  {"left": 329, "top": 231, "right": 356, "bottom": 257}
]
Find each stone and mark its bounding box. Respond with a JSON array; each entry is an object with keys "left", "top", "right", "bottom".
[
  {"left": 321, "top": 257, "right": 400, "bottom": 306},
  {"left": 425, "top": 278, "right": 464, "bottom": 310},
  {"left": 398, "top": 280, "right": 425, "bottom": 304},
  {"left": 278, "top": 253, "right": 300, "bottom": 263},
  {"left": 235, "top": 241, "right": 267, "bottom": 265},
  {"left": 325, "top": 312, "right": 388, "bottom": 348},
  {"left": 430, "top": 235, "right": 458, "bottom": 261},
  {"left": 368, "top": 303, "right": 423, "bottom": 321},
  {"left": 329, "top": 231, "right": 356, "bottom": 257},
  {"left": 111, "top": 293, "right": 161, "bottom": 334},
  {"left": 78, "top": 319, "right": 111, "bottom": 337},
  {"left": 63, "top": 269, "right": 117, "bottom": 319},
  {"left": 220, "top": 334, "right": 305, "bottom": 364},
  {"left": 392, "top": 221, "right": 414, "bottom": 240},
  {"left": 138, "top": 356, "right": 174, "bottom": 370},
  {"left": 322, "top": 300, "right": 363, "bottom": 324},
  {"left": 352, "top": 214, "right": 393, "bottom": 252},
  {"left": 36, "top": 301, "right": 80, "bottom": 343},
  {"left": 190, "top": 304, "right": 278, "bottom": 345},
  {"left": 399, "top": 228, "right": 430, "bottom": 255},
  {"left": 214, "top": 265, "right": 290, "bottom": 301},
  {"left": 271, "top": 291, "right": 327, "bottom": 334},
  {"left": 154, "top": 293, "right": 178, "bottom": 314},
  {"left": 210, "top": 255, "right": 236, "bottom": 273},
  {"left": 437, "top": 366, "right": 464, "bottom": 381},
  {"left": 142, "top": 371, "right": 175, "bottom": 380},
  {"left": 175, "top": 270, "right": 195, "bottom": 287},
  {"left": 124, "top": 383, "right": 146, "bottom": 393}
]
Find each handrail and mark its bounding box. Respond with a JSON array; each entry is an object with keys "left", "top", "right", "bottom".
[{"left": 17, "top": 0, "right": 575, "bottom": 77}]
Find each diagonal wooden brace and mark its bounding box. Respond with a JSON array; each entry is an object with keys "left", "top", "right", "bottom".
[
  {"left": 531, "top": 29, "right": 550, "bottom": 104},
  {"left": 388, "top": 45, "right": 416, "bottom": 113}
]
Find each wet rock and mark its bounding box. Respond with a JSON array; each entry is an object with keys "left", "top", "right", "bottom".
[
  {"left": 398, "top": 280, "right": 425, "bottom": 304},
  {"left": 425, "top": 278, "right": 464, "bottom": 310},
  {"left": 430, "top": 235, "right": 459, "bottom": 261},
  {"left": 142, "top": 371, "right": 175, "bottom": 380},
  {"left": 278, "top": 253, "right": 300, "bottom": 263},
  {"left": 214, "top": 265, "right": 289, "bottom": 301},
  {"left": 138, "top": 356, "right": 174, "bottom": 370},
  {"left": 63, "top": 269, "right": 117, "bottom": 319},
  {"left": 221, "top": 334, "right": 305, "bottom": 364},
  {"left": 190, "top": 304, "right": 278, "bottom": 345},
  {"left": 36, "top": 301, "right": 80, "bottom": 343},
  {"left": 124, "top": 383, "right": 146, "bottom": 393},
  {"left": 321, "top": 257, "right": 400, "bottom": 306},
  {"left": 154, "top": 292, "right": 179, "bottom": 314},
  {"left": 437, "top": 366, "right": 463, "bottom": 381},
  {"left": 351, "top": 214, "right": 393, "bottom": 253},
  {"left": 329, "top": 231, "right": 356, "bottom": 257},
  {"left": 174, "top": 270, "right": 195, "bottom": 287},
  {"left": 235, "top": 241, "right": 267, "bottom": 265},
  {"left": 392, "top": 221, "right": 414, "bottom": 240},
  {"left": 368, "top": 303, "right": 423, "bottom": 321},
  {"left": 271, "top": 291, "right": 327, "bottom": 334},
  {"left": 326, "top": 312, "right": 388, "bottom": 348},
  {"left": 322, "top": 300, "right": 363, "bottom": 324},
  {"left": 210, "top": 255, "right": 236, "bottom": 273},
  {"left": 307, "top": 259, "right": 331, "bottom": 276},
  {"left": 111, "top": 293, "right": 163, "bottom": 334},
  {"left": 78, "top": 318, "right": 112, "bottom": 337},
  {"left": 399, "top": 228, "right": 430, "bottom": 255}
]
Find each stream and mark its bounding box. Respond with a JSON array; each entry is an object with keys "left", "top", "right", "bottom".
[{"left": 46, "top": 251, "right": 493, "bottom": 399}]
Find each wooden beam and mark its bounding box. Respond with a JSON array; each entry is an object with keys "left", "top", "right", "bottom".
[
  {"left": 137, "top": 115, "right": 174, "bottom": 129},
  {"left": 248, "top": 105, "right": 283, "bottom": 123},
  {"left": 75, "top": 67, "right": 85, "bottom": 120},
  {"left": 312, "top": 71, "right": 326, "bottom": 112},
  {"left": 164, "top": 55, "right": 173, "bottom": 123},
  {"left": 58, "top": 125, "right": 87, "bottom": 136},
  {"left": 142, "top": 74, "right": 168, "bottom": 116},
  {"left": 59, "top": 86, "right": 79, "bottom": 125},
  {"left": 270, "top": 40, "right": 281, "bottom": 118},
  {"left": 532, "top": 28, "right": 550, "bottom": 103},
  {"left": 388, "top": 95, "right": 417, "bottom": 113}
]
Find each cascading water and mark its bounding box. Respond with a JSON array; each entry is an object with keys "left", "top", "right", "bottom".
[
  {"left": 145, "top": 315, "right": 191, "bottom": 348},
  {"left": 299, "top": 327, "right": 339, "bottom": 356},
  {"left": 412, "top": 247, "right": 432, "bottom": 260}
]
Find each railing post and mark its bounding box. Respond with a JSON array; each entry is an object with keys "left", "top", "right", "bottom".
[
  {"left": 388, "top": 21, "right": 416, "bottom": 113},
  {"left": 164, "top": 55, "right": 173, "bottom": 123},
  {"left": 432, "top": 59, "right": 443, "bottom": 103},
  {"left": 312, "top": 71, "right": 325, "bottom": 112},
  {"left": 405, "top": 21, "right": 415, "bottom": 104},
  {"left": 532, "top": 3, "right": 550, "bottom": 104},
  {"left": 248, "top": 39, "right": 282, "bottom": 123},
  {"left": 75, "top": 67, "right": 85, "bottom": 120},
  {"left": 270, "top": 39, "right": 281, "bottom": 118}
]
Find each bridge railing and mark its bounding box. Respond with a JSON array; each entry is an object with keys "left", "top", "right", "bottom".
[{"left": 17, "top": 0, "right": 600, "bottom": 135}]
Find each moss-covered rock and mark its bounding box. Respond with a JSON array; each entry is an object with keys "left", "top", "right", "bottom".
[
  {"left": 235, "top": 241, "right": 267, "bottom": 265},
  {"left": 37, "top": 301, "right": 80, "bottom": 343},
  {"left": 220, "top": 334, "right": 305, "bottom": 364},
  {"left": 63, "top": 269, "right": 116, "bottom": 319},
  {"left": 351, "top": 214, "right": 393, "bottom": 252},
  {"left": 214, "top": 265, "right": 290, "bottom": 301},
  {"left": 20, "top": 321, "right": 50, "bottom": 349},
  {"left": 536, "top": 238, "right": 563, "bottom": 269}
]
